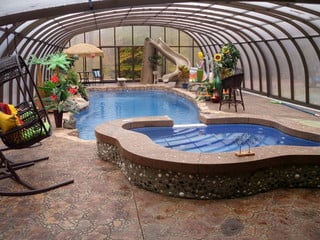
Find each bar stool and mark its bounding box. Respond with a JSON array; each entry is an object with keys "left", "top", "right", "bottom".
[{"left": 219, "top": 73, "right": 245, "bottom": 112}]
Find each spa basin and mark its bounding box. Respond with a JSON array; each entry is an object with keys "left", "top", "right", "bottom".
[
  {"left": 132, "top": 124, "right": 320, "bottom": 153},
  {"left": 95, "top": 116, "right": 320, "bottom": 200}
]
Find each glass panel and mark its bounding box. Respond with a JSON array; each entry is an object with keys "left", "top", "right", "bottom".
[
  {"left": 246, "top": 12, "right": 280, "bottom": 23},
  {"left": 165, "top": 46, "right": 178, "bottom": 74},
  {"left": 298, "top": 37, "right": 320, "bottom": 105},
  {"left": 133, "top": 46, "right": 144, "bottom": 80},
  {"left": 85, "top": 56, "right": 100, "bottom": 77},
  {"left": 311, "top": 19, "right": 320, "bottom": 28},
  {"left": 15, "top": 20, "right": 36, "bottom": 33},
  {"left": 115, "top": 46, "right": 143, "bottom": 81},
  {"left": 296, "top": 3, "right": 320, "bottom": 12},
  {"left": 85, "top": 30, "right": 99, "bottom": 46},
  {"left": 180, "top": 47, "right": 193, "bottom": 67},
  {"left": 211, "top": 5, "right": 247, "bottom": 13},
  {"left": 277, "top": 6, "right": 319, "bottom": 20},
  {"left": 267, "top": 42, "right": 281, "bottom": 96},
  {"left": 151, "top": 26, "right": 164, "bottom": 40},
  {"left": 0, "top": 33, "right": 14, "bottom": 56},
  {"left": 193, "top": 46, "right": 201, "bottom": 68},
  {"left": 166, "top": 28, "right": 178, "bottom": 46},
  {"left": 20, "top": 40, "right": 35, "bottom": 58},
  {"left": 102, "top": 48, "right": 115, "bottom": 80},
  {"left": 116, "top": 26, "right": 132, "bottom": 46},
  {"left": 70, "top": 34, "right": 84, "bottom": 45},
  {"left": 277, "top": 21, "right": 304, "bottom": 38},
  {"left": 119, "top": 47, "right": 133, "bottom": 80},
  {"left": 293, "top": 20, "right": 318, "bottom": 36},
  {"left": 69, "top": 34, "right": 85, "bottom": 76},
  {"left": 282, "top": 40, "right": 305, "bottom": 102},
  {"left": 73, "top": 57, "right": 84, "bottom": 77},
  {"left": 242, "top": 2, "right": 278, "bottom": 8},
  {"left": 241, "top": 43, "right": 251, "bottom": 89},
  {"left": 251, "top": 26, "right": 285, "bottom": 40},
  {"left": 180, "top": 31, "right": 193, "bottom": 46},
  {"left": 134, "top": 26, "right": 149, "bottom": 45},
  {"left": 268, "top": 41, "right": 290, "bottom": 99},
  {"left": 101, "top": 28, "right": 114, "bottom": 46},
  {"left": 226, "top": 18, "right": 255, "bottom": 28},
  {"left": 250, "top": 44, "right": 261, "bottom": 92},
  {"left": 174, "top": 2, "right": 211, "bottom": 7},
  {"left": 241, "top": 29, "right": 262, "bottom": 41}
]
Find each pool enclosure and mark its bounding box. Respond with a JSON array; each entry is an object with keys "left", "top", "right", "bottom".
[{"left": 0, "top": 1, "right": 319, "bottom": 110}]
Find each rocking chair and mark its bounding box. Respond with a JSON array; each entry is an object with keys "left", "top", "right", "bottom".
[{"left": 0, "top": 55, "right": 74, "bottom": 196}]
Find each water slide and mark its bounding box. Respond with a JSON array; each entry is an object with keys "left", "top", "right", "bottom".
[{"left": 141, "top": 37, "right": 191, "bottom": 84}]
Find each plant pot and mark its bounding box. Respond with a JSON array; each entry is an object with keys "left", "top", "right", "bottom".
[
  {"left": 211, "top": 95, "right": 220, "bottom": 103},
  {"left": 53, "top": 110, "right": 63, "bottom": 128},
  {"left": 182, "top": 83, "right": 188, "bottom": 89}
]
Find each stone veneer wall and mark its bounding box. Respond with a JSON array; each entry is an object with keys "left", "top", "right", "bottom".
[{"left": 97, "top": 141, "right": 320, "bottom": 200}]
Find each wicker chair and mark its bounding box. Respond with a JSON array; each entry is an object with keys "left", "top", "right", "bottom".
[{"left": 0, "top": 55, "right": 73, "bottom": 196}]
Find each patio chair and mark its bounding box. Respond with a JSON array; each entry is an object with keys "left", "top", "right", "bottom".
[
  {"left": 0, "top": 55, "right": 74, "bottom": 196},
  {"left": 78, "top": 71, "right": 90, "bottom": 83},
  {"left": 92, "top": 68, "right": 103, "bottom": 81}
]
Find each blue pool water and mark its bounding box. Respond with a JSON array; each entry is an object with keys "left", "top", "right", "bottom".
[
  {"left": 75, "top": 90, "right": 200, "bottom": 139},
  {"left": 133, "top": 124, "right": 320, "bottom": 153}
]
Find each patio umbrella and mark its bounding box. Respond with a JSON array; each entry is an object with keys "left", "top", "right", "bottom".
[{"left": 63, "top": 43, "right": 104, "bottom": 58}]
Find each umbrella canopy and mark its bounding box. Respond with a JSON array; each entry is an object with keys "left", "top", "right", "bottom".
[{"left": 63, "top": 43, "right": 104, "bottom": 57}]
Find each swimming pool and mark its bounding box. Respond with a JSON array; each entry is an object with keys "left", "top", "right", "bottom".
[
  {"left": 133, "top": 124, "right": 320, "bottom": 153},
  {"left": 75, "top": 90, "right": 200, "bottom": 139}
]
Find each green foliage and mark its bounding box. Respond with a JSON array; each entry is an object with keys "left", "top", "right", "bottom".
[
  {"left": 39, "top": 74, "right": 78, "bottom": 113},
  {"left": 214, "top": 43, "right": 240, "bottom": 70},
  {"left": 29, "top": 52, "right": 87, "bottom": 113},
  {"left": 178, "top": 65, "right": 190, "bottom": 82},
  {"left": 205, "top": 80, "right": 215, "bottom": 96},
  {"left": 148, "top": 54, "right": 162, "bottom": 70},
  {"left": 119, "top": 46, "right": 144, "bottom": 79},
  {"left": 66, "top": 69, "right": 88, "bottom": 100},
  {"left": 29, "top": 52, "right": 73, "bottom": 72}
]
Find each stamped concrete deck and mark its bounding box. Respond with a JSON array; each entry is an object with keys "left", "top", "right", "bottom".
[{"left": 0, "top": 83, "right": 320, "bottom": 239}]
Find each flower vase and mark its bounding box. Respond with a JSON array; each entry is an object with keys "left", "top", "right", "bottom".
[
  {"left": 196, "top": 68, "right": 203, "bottom": 82},
  {"left": 214, "top": 71, "right": 222, "bottom": 97},
  {"left": 53, "top": 110, "right": 63, "bottom": 128}
]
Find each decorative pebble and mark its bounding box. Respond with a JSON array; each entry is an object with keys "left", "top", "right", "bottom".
[
  {"left": 179, "top": 192, "right": 185, "bottom": 197},
  {"left": 98, "top": 143, "right": 320, "bottom": 200}
]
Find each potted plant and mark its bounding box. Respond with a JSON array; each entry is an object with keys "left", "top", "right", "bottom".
[
  {"left": 148, "top": 53, "right": 162, "bottom": 83},
  {"left": 148, "top": 54, "right": 162, "bottom": 71},
  {"left": 214, "top": 43, "right": 240, "bottom": 79},
  {"left": 29, "top": 52, "right": 84, "bottom": 127},
  {"left": 178, "top": 65, "right": 190, "bottom": 89},
  {"left": 213, "top": 43, "right": 240, "bottom": 96}
]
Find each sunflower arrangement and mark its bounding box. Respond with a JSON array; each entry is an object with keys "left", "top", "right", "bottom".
[{"left": 214, "top": 43, "right": 240, "bottom": 71}]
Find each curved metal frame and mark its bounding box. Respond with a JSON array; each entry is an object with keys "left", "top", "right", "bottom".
[{"left": 0, "top": 1, "right": 319, "bottom": 109}]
